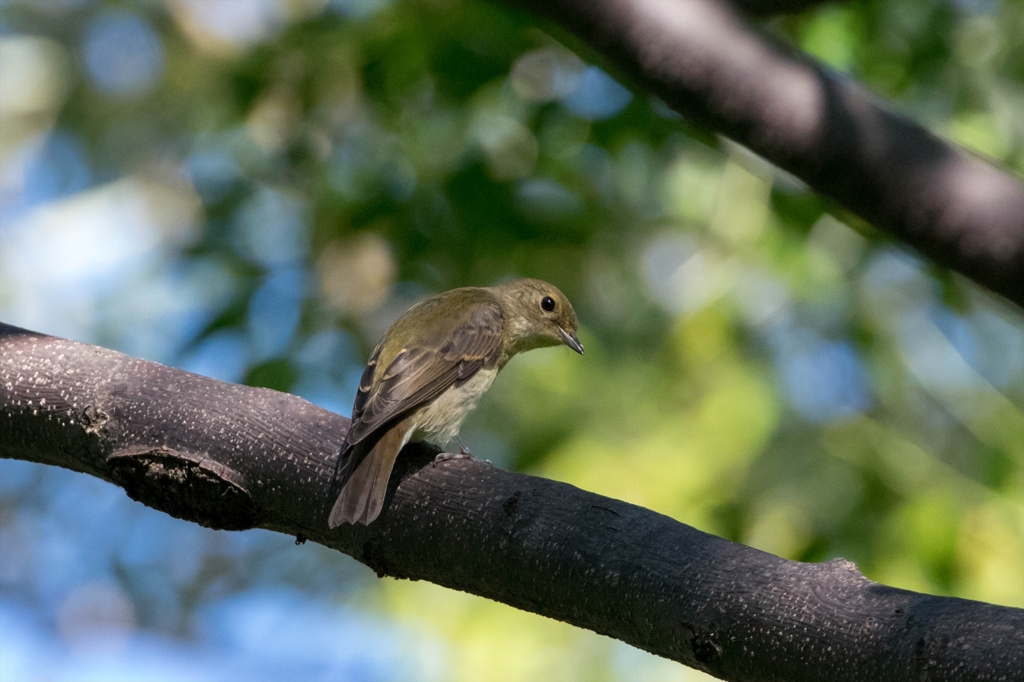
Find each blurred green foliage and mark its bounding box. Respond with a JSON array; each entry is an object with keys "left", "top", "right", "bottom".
[{"left": 1, "top": 0, "right": 1021, "bottom": 679}]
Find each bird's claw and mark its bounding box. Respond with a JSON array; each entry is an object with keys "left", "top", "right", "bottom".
[
  {"left": 433, "top": 451, "right": 474, "bottom": 466},
  {"left": 432, "top": 437, "right": 490, "bottom": 466}
]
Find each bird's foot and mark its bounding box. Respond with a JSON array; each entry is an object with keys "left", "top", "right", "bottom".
[
  {"left": 433, "top": 438, "right": 494, "bottom": 466},
  {"left": 433, "top": 451, "right": 474, "bottom": 465},
  {"left": 434, "top": 437, "right": 475, "bottom": 465}
]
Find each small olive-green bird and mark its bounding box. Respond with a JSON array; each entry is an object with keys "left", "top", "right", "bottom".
[{"left": 328, "top": 278, "right": 583, "bottom": 527}]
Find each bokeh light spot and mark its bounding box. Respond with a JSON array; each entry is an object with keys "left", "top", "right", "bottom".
[
  {"left": 82, "top": 12, "right": 164, "bottom": 97},
  {"left": 561, "top": 67, "right": 632, "bottom": 120}
]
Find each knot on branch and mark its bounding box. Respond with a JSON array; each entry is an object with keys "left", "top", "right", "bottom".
[
  {"left": 81, "top": 405, "right": 111, "bottom": 435},
  {"left": 107, "top": 446, "right": 256, "bottom": 530},
  {"left": 680, "top": 622, "right": 723, "bottom": 673}
]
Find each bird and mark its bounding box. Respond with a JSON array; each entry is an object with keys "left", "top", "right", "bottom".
[{"left": 328, "top": 278, "right": 584, "bottom": 527}]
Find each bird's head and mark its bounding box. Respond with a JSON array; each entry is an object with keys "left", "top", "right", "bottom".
[{"left": 494, "top": 278, "right": 583, "bottom": 356}]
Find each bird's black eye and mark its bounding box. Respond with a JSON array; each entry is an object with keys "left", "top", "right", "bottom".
[{"left": 541, "top": 296, "right": 556, "bottom": 312}]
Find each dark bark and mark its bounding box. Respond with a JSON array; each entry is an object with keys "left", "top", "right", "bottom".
[
  {"left": 728, "top": 0, "right": 836, "bottom": 15},
  {"left": 2, "top": 323, "right": 1021, "bottom": 681},
  {"left": 501, "top": 0, "right": 1024, "bottom": 309}
]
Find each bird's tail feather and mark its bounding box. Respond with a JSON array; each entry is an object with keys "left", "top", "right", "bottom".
[{"left": 329, "top": 418, "right": 413, "bottom": 527}]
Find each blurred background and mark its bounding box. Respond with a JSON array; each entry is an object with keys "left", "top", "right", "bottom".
[{"left": 0, "top": 0, "right": 1022, "bottom": 680}]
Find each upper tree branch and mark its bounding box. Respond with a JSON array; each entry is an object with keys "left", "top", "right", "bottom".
[
  {"left": 502, "top": 0, "right": 1024, "bottom": 308},
  {"left": 2, "top": 324, "right": 1021, "bottom": 681}
]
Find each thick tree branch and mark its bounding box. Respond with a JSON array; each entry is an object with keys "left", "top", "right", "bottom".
[
  {"left": 1, "top": 322, "right": 1021, "bottom": 681},
  {"left": 502, "top": 0, "right": 1024, "bottom": 308}
]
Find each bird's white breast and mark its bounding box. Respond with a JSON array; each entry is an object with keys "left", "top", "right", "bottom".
[{"left": 412, "top": 367, "right": 498, "bottom": 445}]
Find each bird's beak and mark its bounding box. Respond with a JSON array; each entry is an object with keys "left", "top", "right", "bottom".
[{"left": 558, "top": 327, "right": 585, "bottom": 355}]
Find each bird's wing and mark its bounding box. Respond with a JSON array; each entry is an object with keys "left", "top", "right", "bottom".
[{"left": 344, "top": 300, "right": 503, "bottom": 447}]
